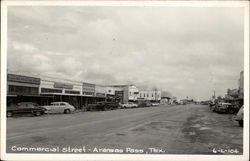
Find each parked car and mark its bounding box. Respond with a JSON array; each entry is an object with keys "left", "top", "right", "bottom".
[
  {"left": 235, "top": 106, "right": 243, "bottom": 127},
  {"left": 210, "top": 104, "right": 216, "bottom": 111},
  {"left": 151, "top": 103, "right": 160, "bottom": 106},
  {"left": 42, "top": 102, "right": 76, "bottom": 114},
  {"left": 226, "top": 104, "right": 240, "bottom": 114},
  {"left": 211, "top": 102, "right": 239, "bottom": 114},
  {"left": 209, "top": 102, "right": 215, "bottom": 107},
  {"left": 138, "top": 102, "right": 152, "bottom": 108},
  {"left": 121, "top": 102, "right": 138, "bottom": 108},
  {"left": 87, "top": 102, "right": 119, "bottom": 111},
  {"left": 7, "top": 102, "right": 46, "bottom": 117}
]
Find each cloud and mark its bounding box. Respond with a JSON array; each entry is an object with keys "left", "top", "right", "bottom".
[
  {"left": 7, "top": 6, "right": 244, "bottom": 100},
  {"left": 12, "top": 41, "right": 37, "bottom": 52}
]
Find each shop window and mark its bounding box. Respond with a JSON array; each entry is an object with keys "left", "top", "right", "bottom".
[
  {"left": 8, "top": 85, "right": 38, "bottom": 95},
  {"left": 65, "top": 90, "right": 80, "bottom": 94},
  {"left": 83, "top": 92, "right": 94, "bottom": 95},
  {"left": 41, "top": 88, "right": 62, "bottom": 93}
]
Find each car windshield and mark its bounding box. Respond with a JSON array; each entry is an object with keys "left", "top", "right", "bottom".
[{"left": 18, "top": 103, "right": 35, "bottom": 108}]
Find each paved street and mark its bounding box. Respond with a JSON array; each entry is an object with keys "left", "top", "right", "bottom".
[{"left": 7, "top": 104, "right": 243, "bottom": 154}]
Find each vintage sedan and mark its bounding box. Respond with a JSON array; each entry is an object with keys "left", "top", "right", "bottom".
[
  {"left": 7, "top": 102, "right": 46, "bottom": 117},
  {"left": 42, "top": 102, "right": 76, "bottom": 114},
  {"left": 87, "top": 102, "right": 119, "bottom": 111},
  {"left": 151, "top": 103, "right": 160, "bottom": 106},
  {"left": 121, "top": 102, "right": 138, "bottom": 108},
  {"left": 214, "top": 102, "right": 233, "bottom": 113}
]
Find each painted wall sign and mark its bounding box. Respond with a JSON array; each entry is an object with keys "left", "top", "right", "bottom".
[
  {"left": 54, "top": 82, "right": 73, "bottom": 89},
  {"left": 96, "top": 93, "right": 105, "bottom": 97},
  {"left": 8, "top": 74, "right": 40, "bottom": 85}
]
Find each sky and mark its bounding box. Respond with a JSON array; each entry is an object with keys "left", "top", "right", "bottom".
[{"left": 7, "top": 6, "right": 244, "bottom": 100}]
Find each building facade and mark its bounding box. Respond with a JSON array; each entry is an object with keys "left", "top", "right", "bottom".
[
  {"left": 7, "top": 72, "right": 164, "bottom": 108},
  {"left": 39, "top": 76, "right": 83, "bottom": 108},
  {"left": 7, "top": 73, "right": 41, "bottom": 105},
  {"left": 112, "top": 85, "right": 139, "bottom": 103},
  {"left": 95, "top": 85, "right": 106, "bottom": 102},
  {"left": 82, "top": 82, "right": 95, "bottom": 96},
  {"left": 138, "top": 90, "right": 161, "bottom": 102}
]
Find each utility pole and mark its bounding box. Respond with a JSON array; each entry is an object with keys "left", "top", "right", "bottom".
[
  {"left": 155, "top": 88, "right": 157, "bottom": 102},
  {"left": 213, "top": 90, "right": 216, "bottom": 99}
]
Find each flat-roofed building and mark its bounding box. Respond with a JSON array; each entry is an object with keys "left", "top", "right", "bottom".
[
  {"left": 7, "top": 73, "right": 41, "bottom": 105},
  {"left": 138, "top": 90, "right": 161, "bottom": 102},
  {"left": 112, "top": 85, "right": 139, "bottom": 103}
]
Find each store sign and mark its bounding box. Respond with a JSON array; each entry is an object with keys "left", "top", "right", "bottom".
[
  {"left": 54, "top": 82, "right": 73, "bottom": 89},
  {"left": 8, "top": 74, "right": 40, "bottom": 85},
  {"left": 83, "top": 92, "right": 94, "bottom": 96},
  {"left": 82, "top": 82, "right": 95, "bottom": 88},
  {"left": 96, "top": 93, "right": 105, "bottom": 97}
]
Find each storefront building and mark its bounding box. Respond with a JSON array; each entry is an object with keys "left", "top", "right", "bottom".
[
  {"left": 95, "top": 85, "right": 106, "bottom": 102},
  {"left": 82, "top": 82, "right": 95, "bottom": 106},
  {"left": 138, "top": 90, "right": 161, "bottom": 102},
  {"left": 112, "top": 85, "right": 139, "bottom": 103},
  {"left": 7, "top": 73, "right": 41, "bottom": 105},
  {"left": 105, "top": 86, "right": 123, "bottom": 102},
  {"left": 39, "top": 76, "right": 82, "bottom": 108},
  {"left": 7, "top": 72, "right": 163, "bottom": 108}
]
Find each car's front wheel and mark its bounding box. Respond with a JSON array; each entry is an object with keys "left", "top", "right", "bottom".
[
  {"left": 34, "top": 111, "right": 41, "bottom": 116},
  {"left": 7, "top": 111, "right": 13, "bottom": 117},
  {"left": 64, "top": 109, "right": 71, "bottom": 114}
]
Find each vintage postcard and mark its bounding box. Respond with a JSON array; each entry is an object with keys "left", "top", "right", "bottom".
[{"left": 1, "top": 1, "right": 249, "bottom": 161}]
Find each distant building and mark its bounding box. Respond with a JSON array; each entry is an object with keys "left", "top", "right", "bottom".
[
  {"left": 238, "top": 70, "right": 244, "bottom": 99},
  {"left": 111, "top": 85, "right": 139, "bottom": 103},
  {"left": 138, "top": 90, "right": 161, "bottom": 102},
  {"left": 225, "top": 88, "right": 239, "bottom": 99},
  {"left": 105, "top": 86, "right": 123, "bottom": 102}
]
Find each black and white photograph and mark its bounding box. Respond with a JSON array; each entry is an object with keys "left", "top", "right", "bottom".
[{"left": 1, "top": 1, "right": 249, "bottom": 161}]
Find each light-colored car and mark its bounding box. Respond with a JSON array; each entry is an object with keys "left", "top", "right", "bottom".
[
  {"left": 215, "top": 102, "right": 233, "bottom": 113},
  {"left": 151, "top": 103, "right": 160, "bottom": 106},
  {"left": 121, "top": 102, "right": 138, "bottom": 108},
  {"left": 235, "top": 106, "right": 243, "bottom": 127},
  {"left": 42, "top": 102, "right": 75, "bottom": 114}
]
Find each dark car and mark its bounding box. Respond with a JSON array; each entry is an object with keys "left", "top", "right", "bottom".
[
  {"left": 87, "top": 102, "right": 119, "bottom": 111},
  {"left": 7, "top": 102, "right": 46, "bottom": 117},
  {"left": 213, "top": 102, "right": 234, "bottom": 114},
  {"left": 138, "top": 102, "right": 152, "bottom": 108}
]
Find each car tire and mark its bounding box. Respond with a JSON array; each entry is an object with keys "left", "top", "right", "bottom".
[
  {"left": 64, "top": 109, "right": 71, "bottom": 114},
  {"left": 229, "top": 109, "right": 235, "bottom": 114},
  {"left": 239, "top": 120, "right": 243, "bottom": 127},
  {"left": 34, "top": 111, "right": 41, "bottom": 116},
  {"left": 7, "top": 111, "right": 13, "bottom": 117}
]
